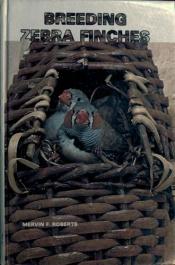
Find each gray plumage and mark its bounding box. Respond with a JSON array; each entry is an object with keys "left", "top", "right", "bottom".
[
  {"left": 44, "top": 104, "right": 67, "bottom": 141},
  {"left": 44, "top": 89, "right": 89, "bottom": 140},
  {"left": 58, "top": 127, "right": 98, "bottom": 163},
  {"left": 62, "top": 103, "right": 102, "bottom": 151},
  {"left": 58, "top": 99, "right": 128, "bottom": 158}
]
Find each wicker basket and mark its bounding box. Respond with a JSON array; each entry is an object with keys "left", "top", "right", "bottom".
[{"left": 6, "top": 41, "right": 175, "bottom": 265}]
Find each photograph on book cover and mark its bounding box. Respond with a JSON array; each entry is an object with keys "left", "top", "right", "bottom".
[{"left": 1, "top": 0, "right": 175, "bottom": 264}]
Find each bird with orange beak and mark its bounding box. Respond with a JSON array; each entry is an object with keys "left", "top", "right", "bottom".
[
  {"left": 44, "top": 88, "right": 89, "bottom": 140},
  {"left": 57, "top": 102, "right": 103, "bottom": 163},
  {"left": 57, "top": 98, "right": 129, "bottom": 163},
  {"left": 63, "top": 103, "right": 103, "bottom": 145}
]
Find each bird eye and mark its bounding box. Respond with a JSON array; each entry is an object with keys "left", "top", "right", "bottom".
[{"left": 77, "top": 98, "right": 81, "bottom": 101}]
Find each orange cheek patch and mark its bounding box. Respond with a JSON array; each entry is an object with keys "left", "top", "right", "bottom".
[
  {"left": 92, "top": 113, "right": 103, "bottom": 129},
  {"left": 64, "top": 110, "right": 74, "bottom": 128}
]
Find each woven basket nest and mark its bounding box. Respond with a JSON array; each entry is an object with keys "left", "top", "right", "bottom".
[{"left": 5, "top": 41, "right": 175, "bottom": 265}]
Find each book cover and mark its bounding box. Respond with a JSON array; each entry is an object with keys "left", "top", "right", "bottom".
[{"left": 1, "top": 1, "right": 175, "bottom": 264}]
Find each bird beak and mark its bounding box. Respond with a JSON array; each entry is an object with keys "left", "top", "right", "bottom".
[{"left": 75, "top": 110, "right": 89, "bottom": 125}]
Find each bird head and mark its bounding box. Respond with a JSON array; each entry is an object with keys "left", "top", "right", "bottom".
[
  {"left": 58, "top": 89, "right": 72, "bottom": 107},
  {"left": 64, "top": 103, "right": 103, "bottom": 130},
  {"left": 58, "top": 88, "right": 89, "bottom": 109}
]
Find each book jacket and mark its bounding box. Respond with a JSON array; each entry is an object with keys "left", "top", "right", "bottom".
[{"left": 1, "top": 1, "right": 175, "bottom": 264}]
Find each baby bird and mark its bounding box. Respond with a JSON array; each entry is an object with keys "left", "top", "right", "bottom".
[{"left": 44, "top": 88, "right": 89, "bottom": 140}]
